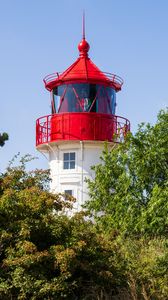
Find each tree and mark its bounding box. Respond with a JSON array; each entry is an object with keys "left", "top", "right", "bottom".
[
  {"left": 0, "top": 155, "right": 128, "bottom": 299},
  {"left": 85, "top": 108, "right": 168, "bottom": 236},
  {"left": 0, "top": 107, "right": 168, "bottom": 299},
  {"left": 83, "top": 109, "right": 168, "bottom": 299},
  {"left": 0, "top": 132, "right": 9, "bottom": 147}
]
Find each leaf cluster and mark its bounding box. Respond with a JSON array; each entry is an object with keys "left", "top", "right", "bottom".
[
  {"left": 0, "top": 155, "right": 126, "bottom": 299},
  {"left": 0, "top": 109, "right": 167, "bottom": 299},
  {"left": 85, "top": 109, "right": 168, "bottom": 236},
  {"left": 0, "top": 132, "right": 8, "bottom": 147}
]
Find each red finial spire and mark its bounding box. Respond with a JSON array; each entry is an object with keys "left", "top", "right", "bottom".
[
  {"left": 82, "top": 11, "right": 85, "bottom": 39},
  {"left": 78, "top": 12, "right": 90, "bottom": 57}
]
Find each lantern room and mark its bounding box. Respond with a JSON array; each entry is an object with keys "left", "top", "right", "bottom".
[{"left": 36, "top": 28, "right": 130, "bottom": 148}]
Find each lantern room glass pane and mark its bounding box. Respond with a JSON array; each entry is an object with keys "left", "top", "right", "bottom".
[
  {"left": 53, "top": 85, "right": 66, "bottom": 113},
  {"left": 96, "top": 86, "right": 116, "bottom": 114},
  {"left": 107, "top": 87, "right": 116, "bottom": 114},
  {"left": 96, "top": 86, "right": 111, "bottom": 114},
  {"left": 52, "top": 83, "right": 116, "bottom": 115}
]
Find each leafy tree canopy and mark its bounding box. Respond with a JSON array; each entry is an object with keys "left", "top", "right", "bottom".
[
  {"left": 0, "top": 155, "right": 127, "bottom": 299},
  {"left": 0, "top": 109, "right": 167, "bottom": 299},
  {"left": 85, "top": 109, "right": 168, "bottom": 236},
  {"left": 0, "top": 132, "right": 9, "bottom": 147}
]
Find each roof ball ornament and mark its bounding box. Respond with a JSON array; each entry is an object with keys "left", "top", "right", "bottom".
[
  {"left": 78, "top": 12, "right": 90, "bottom": 57},
  {"left": 78, "top": 39, "right": 90, "bottom": 57}
]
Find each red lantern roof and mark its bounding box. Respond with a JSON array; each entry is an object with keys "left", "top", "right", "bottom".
[{"left": 44, "top": 20, "right": 123, "bottom": 92}]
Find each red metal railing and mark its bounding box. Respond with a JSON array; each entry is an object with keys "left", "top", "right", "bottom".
[
  {"left": 43, "top": 71, "right": 123, "bottom": 87},
  {"left": 36, "top": 113, "right": 130, "bottom": 146}
]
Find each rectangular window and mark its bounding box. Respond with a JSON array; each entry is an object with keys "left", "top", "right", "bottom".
[
  {"left": 63, "top": 152, "right": 75, "bottom": 169},
  {"left": 64, "top": 190, "right": 73, "bottom": 196}
]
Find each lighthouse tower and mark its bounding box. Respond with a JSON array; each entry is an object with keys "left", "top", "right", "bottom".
[{"left": 36, "top": 20, "right": 130, "bottom": 211}]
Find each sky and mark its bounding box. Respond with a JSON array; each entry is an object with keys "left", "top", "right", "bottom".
[{"left": 0, "top": 0, "right": 168, "bottom": 172}]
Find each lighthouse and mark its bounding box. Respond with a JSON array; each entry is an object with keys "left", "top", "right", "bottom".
[{"left": 36, "top": 19, "right": 130, "bottom": 211}]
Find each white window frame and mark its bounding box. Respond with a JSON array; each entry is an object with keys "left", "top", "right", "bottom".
[{"left": 62, "top": 151, "right": 76, "bottom": 171}]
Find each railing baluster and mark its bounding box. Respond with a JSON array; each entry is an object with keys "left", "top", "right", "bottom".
[{"left": 36, "top": 113, "right": 130, "bottom": 146}]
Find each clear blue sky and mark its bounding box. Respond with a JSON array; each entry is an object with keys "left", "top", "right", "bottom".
[{"left": 0, "top": 0, "right": 168, "bottom": 171}]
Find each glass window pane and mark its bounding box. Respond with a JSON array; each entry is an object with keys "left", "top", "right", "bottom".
[
  {"left": 55, "top": 83, "right": 99, "bottom": 113},
  {"left": 64, "top": 153, "right": 69, "bottom": 160},
  {"left": 65, "top": 85, "right": 77, "bottom": 112},
  {"left": 53, "top": 85, "right": 66, "bottom": 113},
  {"left": 64, "top": 190, "right": 72, "bottom": 196},
  {"left": 96, "top": 85, "right": 116, "bottom": 114},
  {"left": 63, "top": 152, "right": 75, "bottom": 169},
  {"left": 89, "top": 84, "right": 97, "bottom": 112},
  {"left": 72, "top": 83, "right": 89, "bottom": 112},
  {"left": 63, "top": 162, "right": 69, "bottom": 169},
  {"left": 97, "top": 86, "right": 109, "bottom": 114},
  {"left": 111, "top": 90, "right": 116, "bottom": 114},
  {"left": 59, "top": 96, "right": 69, "bottom": 113},
  {"left": 73, "top": 83, "right": 89, "bottom": 99},
  {"left": 70, "top": 161, "right": 75, "bottom": 169},
  {"left": 53, "top": 83, "right": 117, "bottom": 115},
  {"left": 55, "top": 95, "right": 61, "bottom": 113},
  {"left": 70, "top": 152, "right": 75, "bottom": 160}
]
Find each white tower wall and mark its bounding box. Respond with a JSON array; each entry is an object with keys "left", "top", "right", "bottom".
[{"left": 47, "top": 141, "right": 108, "bottom": 211}]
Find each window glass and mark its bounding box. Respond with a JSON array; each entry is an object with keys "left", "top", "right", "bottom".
[
  {"left": 106, "top": 87, "right": 116, "bottom": 114},
  {"left": 96, "top": 85, "right": 116, "bottom": 114},
  {"left": 69, "top": 83, "right": 96, "bottom": 112},
  {"left": 60, "top": 85, "right": 76, "bottom": 112},
  {"left": 64, "top": 153, "right": 69, "bottom": 161},
  {"left": 89, "top": 84, "right": 97, "bottom": 112},
  {"left": 96, "top": 86, "right": 110, "bottom": 114},
  {"left": 53, "top": 85, "right": 66, "bottom": 113},
  {"left": 70, "top": 152, "right": 75, "bottom": 160},
  {"left": 112, "top": 90, "right": 116, "bottom": 114},
  {"left": 53, "top": 84, "right": 116, "bottom": 115},
  {"left": 64, "top": 190, "right": 73, "bottom": 196},
  {"left": 53, "top": 84, "right": 97, "bottom": 113},
  {"left": 63, "top": 162, "right": 69, "bottom": 169},
  {"left": 70, "top": 161, "right": 75, "bottom": 169},
  {"left": 63, "top": 152, "right": 75, "bottom": 169}
]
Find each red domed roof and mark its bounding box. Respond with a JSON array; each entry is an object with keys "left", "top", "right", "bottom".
[{"left": 44, "top": 37, "right": 123, "bottom": 92}]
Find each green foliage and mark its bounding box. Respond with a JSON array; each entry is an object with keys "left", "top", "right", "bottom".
[
  {"left": 0, "top": 132, "right": 8, "bottom": 147},
  {"left": 0, "top": 109, "right": 168, "bottom": 299},
  {"left": 0, "top": 155, "right": 128, "bottom": 299},
  {"left": 116, "top": 236, "right": 168, "bottom": 299},
  {"left": 86, "top": 108, "right": 168, "bottom": 236}
]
